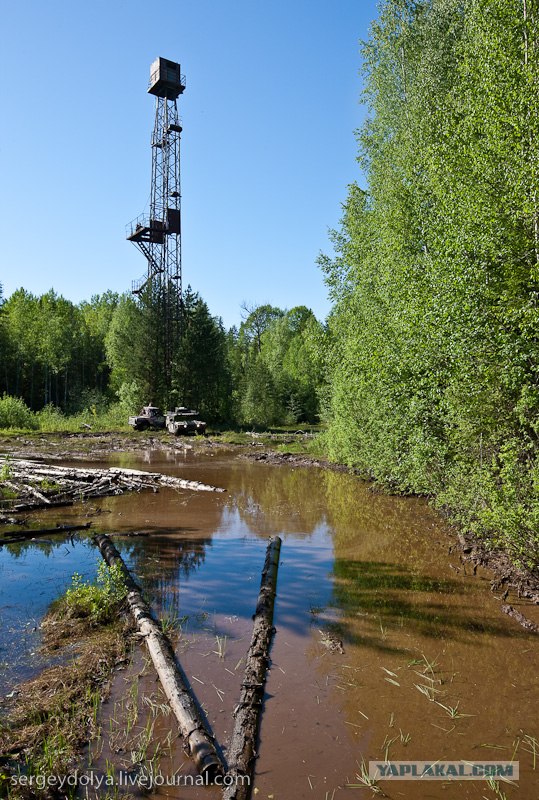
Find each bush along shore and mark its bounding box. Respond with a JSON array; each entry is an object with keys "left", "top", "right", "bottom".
[{"left": 319, "top": 0, "right": 539, "bottom": 573}]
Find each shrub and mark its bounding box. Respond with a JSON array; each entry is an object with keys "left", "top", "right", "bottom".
[
  {"left": 117, "top": 380, "right": 145, "bottom": 414},
  {"left": 0, "top": 394, "right": 37, "bottom": 430},
  {"left": 36, "top": 403, "right": 65, "bottom": 431}
]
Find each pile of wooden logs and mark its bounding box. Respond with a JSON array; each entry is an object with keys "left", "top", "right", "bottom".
[{"left": 0, "top": 458, "right": 225, "bottom": 513}]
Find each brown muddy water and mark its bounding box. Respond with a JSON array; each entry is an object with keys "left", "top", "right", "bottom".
[{"left": 1, "top": 447, "right": 538, "bottom": 799}]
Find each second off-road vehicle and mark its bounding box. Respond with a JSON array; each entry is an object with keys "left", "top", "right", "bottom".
[{"left": 166, "top": 407, "right": 207, "bottom": 436}]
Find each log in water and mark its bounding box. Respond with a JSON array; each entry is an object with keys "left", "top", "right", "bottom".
[
  {"left": 224, "top": 536, "right": 282, "bottom": 800},
  {"left": 0, "top": 522, "right": 92, "bottom": 546},
  {"left": 93, "top": 533, "right": 225, "bottom": 779},
  {"left": 502, "top": 603, "right": 539, "bottom": 634}
]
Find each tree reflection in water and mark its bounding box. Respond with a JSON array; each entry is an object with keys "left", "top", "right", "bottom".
[{"left": 118, "top": 535, "right": 212, "bottom": 618}]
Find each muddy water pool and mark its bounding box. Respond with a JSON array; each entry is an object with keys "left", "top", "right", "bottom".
[
  {"left": 1, "top": 448, "right": 538, "bottom": 799},
  {"left": 0, "top": 539, "right": 102, "bottom": 691}
]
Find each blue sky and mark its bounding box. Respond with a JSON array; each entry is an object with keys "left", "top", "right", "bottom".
[{"left": 0, "top": 0, "right": 377, "bottom": 328}]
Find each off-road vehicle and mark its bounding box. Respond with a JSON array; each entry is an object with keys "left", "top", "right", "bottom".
[
  {"left": 166, "top": 407, "right": 207, "bottom": 436},
  {"left": 128, "top": 406, "right": 166, "bottom": 431}
]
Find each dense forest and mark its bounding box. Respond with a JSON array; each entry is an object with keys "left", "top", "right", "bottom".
[
  {"left": 0, "top": 283, "right": 323, "bottom": 428},
  {"left": 321, "top": 0, "right": 539, "bottom": 563},
  {"left": 1, "top": 0, "right": 538, "bottom": 563}
]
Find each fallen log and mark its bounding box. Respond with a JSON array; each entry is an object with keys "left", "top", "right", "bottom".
[
  {"left": 107, "top": 466, "right": 225, "bottom": 492},
  {"left": 0, "top": 522, "right": 92, "bottom": 546},
  {"left": 5, "top": 479, "right": 52, "bottom": 505},
  {"left": 223, "top": 536, "right": 282, "bottom": 800},
  {"left": 16, "top": 482, "right": 51, "bottom": 505},
  {"left": 12, "top": 499, "right": 74, "bottom": 512},
  {"left": 501, "top": 604, "right": 539, "bottom": 634},
  {"left": 456, "top": 531, "right": 473, "bottom": 554},
  {"left": 93, "top": 533, "right": 225, "bottom": 779}
]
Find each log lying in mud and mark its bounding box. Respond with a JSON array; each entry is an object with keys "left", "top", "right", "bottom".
[
  {"left": 0, "top": 522, "right": 92, "bottom": 546},
  {"left": 0, "top": 458, "right": 225, "bottom": 513},
  {"left": 12, "top": 499, "right": 74, "bottom": 512},
  {"left": 501, "top": 604, "right": 539, "bottom": 634},
  {"left": 223, "top": 536, "right": 282, "bottom": 800},
  {"left": 93, "top": 533, "right": 225, "bottom": 779}
]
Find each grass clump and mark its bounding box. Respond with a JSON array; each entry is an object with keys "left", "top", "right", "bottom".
[
  {"left": 0, "top": 564, "right": 132, "bottom": 798},
  {"left": 35, "top": 402, "right": 128, "bottom": 433},
  {"left": 0, "top": 395, "right": 131, "bottom": 435},
  {"left": 0, "top": 460, "right": 18, "bottom": 504},
  {"left": 0, "top": 625, "right": 130, "bottom": 799},
  {"left": 50, "top": 562, "right": 127, "bottom": 626},
  {"left": 213, "top": 427, "right": 325, "bottom": 456}
]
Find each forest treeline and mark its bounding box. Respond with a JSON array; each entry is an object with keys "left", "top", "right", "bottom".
[
  {"left": 0, "top": 283, "right": 323, "bottom": 429},
  {"left": 321, "top": 0, "right": 539, "bottom": 563},
  {"left": 1, "top": 0, "right": 538, "bottom": 563}
]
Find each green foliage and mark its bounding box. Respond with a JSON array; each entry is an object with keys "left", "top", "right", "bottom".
[
  {"left": 0, "top": 280, "right": 323, "bottom": 429},
  {"left": 35, "top": 403, "right": 65, "bottom": 431},
  {"left": 322, "top": 0, "right": 539, "bottom": 563},
  {"left": 0, "top": 393, "right": 37, "bottom": 430},
  {"left": 0, "top": 289, "right": 118, "bottom": 413},
  {"left": 117, "top": 380, "right": 146, "bottom": 414},
  {"left": 34, "top": 401, "right": 128, "bottom": 432},
  {"left": 173, "top": 287, "right": 232, "bottom": 420},
  {"left": 56, "top": 562, "right": 127, "bottom": 625},
  {"left": 231, "top": 304, "right": 324, "bottom": 426},
  {"left": 0, "top": 458, "right": 17, "bottom": 501},
  {"left": 105, "top": 293, "right": 154, "bottom": 403}
]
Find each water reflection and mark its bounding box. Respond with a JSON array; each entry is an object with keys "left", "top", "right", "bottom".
[
  {"left": 332, "top": 559, "right": 520, "bottom": 649},
  {"left": 123, "top": 535, "right": 211, "bottom": 617},
  {"left": 222, "top": 463, "right": 328, "bottom": 537}
]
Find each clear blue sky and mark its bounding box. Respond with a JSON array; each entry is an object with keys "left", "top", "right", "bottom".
[{"left": 0, "top": 0, "right": 377, "bottom": 329}]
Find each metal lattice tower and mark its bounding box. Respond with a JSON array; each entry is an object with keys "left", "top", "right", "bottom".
[{"left": 127, "top": 57, "right": 185, "bottom": 389}]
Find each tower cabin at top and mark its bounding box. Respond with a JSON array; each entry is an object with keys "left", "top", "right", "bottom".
[{"left": 148, "top": 57, "right": 185, "bottom": 100}]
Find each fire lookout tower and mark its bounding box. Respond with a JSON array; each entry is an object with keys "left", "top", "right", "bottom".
[{"left": 126, "top": 57, "right": 186, "bottom": 390}]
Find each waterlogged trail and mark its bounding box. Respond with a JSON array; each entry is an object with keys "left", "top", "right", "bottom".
[{"left": 1, "top": 447, "right": 538, "bottom": 798}]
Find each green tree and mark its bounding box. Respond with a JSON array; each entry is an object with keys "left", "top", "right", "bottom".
[
  {"left": 260, "top": 307, "right": 323, "bottom": 423},
  {"left": 0, "top": 282, "right": 8, "bottom": 396},
  {"left": 230, "top": 303, "right": 323, "bottom": 426},
  {"left": 322, "top": 0, "right": 539, "bottom": 561},
  {"left": 3, "top": 289, "right": 43, "bottom": 407},
  {"left": 239, "top": 303, "right": 284, "bottom": 354},
  {"left": 173, "top": 288, "right": 232, "bottom": 420},
  {"left": 78, "top": 291, "right": 119, "bottom": 402},
  {"left": 105, "top": 294, "right": 153, "bottom": 409},
  {"left": 37, "top": 291, "right": 80, "bottom": 407}
]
